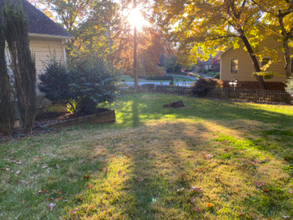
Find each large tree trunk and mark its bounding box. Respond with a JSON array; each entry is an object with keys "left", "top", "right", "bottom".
[
  {"left": 0, "top": 25, "right": 15, "bottom": 136},
  {"left": 133, "top": 0, "right": 138, "bottom": 89},
  {"left": 283, "top": 36, "right": 291, "bottom": 79},
  {"left": 240, "top": 34, "right": 267, "bottom": 90}
]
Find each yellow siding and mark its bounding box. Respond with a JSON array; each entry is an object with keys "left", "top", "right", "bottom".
[
  {"left": 221, "top": 35, "right": 288, "bottom": 82},
  {"left": 29, "top": 38, "right": 65, "bottom": 75}
]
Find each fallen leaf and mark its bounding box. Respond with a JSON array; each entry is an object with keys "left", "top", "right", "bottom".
[
  {"left": 283, "top": 215, "right": 290, "bottom": 219},
  {"left": 47, "top": 203, "right": 56, "bottom": 211},
  {"left": 224, "top": 149, "right": 228, "bottom": 151},
  {"left": 55, "top": 164, "right": 60, "bottom": 169},
  {"left": 262, "top": 189, "right": 269, "bottom": 192},
  {"left": 136, "top": 177, "right": 144, "bottom": 182},
  {"left": 190, "top": 187, "right": 203, "bottom": 192},
  {"left": 88, "top": 206, "right": 95, "bottom": 210},
  {"left": 83, "top": 175, "right": 91, "bottom": 180},
  {"left": 18, "top": 180, "right": 25, "bottom": 185},
  {"left": 255, "top": 181, "right": 265, "bottom": 188},
  {"left": 113, "top": 181, "right": 118, "bottom": 184},
  {"left": 118, "top": 169, "right": 121, "bottom": 174},
  {"left": 207, "top": 203, "right": 213, "bottom": 207},
  {"left": 15, "top": 170, "right": 21, "bottom": 175},
  {"left": 105, "top": 167, "right": 108, "bottom": 172},
  {"left": 55, "top": 196, "right": 63, "bottom": 202},
  {"left": 87, "top": 184, "right": 94, "bottom": 189},
  {"left": 192, "top": 207, "right": 201, "bottom": 212},
  {"left": 70, "top": 208, "right": 80, "bottom": 214},
  {"left": 247, "top": 193, "right": 253, "bottom": 196},
  {"left": 239, "top": 212, "right": 245, "bottom": 216},
  {"left": 181, "top": 174, "right": 185, "bottom": 179},
  {"left": 177, "top": 188, "right": 184, "bottom": 192},
  {"left": 190, "top": 197, "right": 196, "bottom": 203},
  {"left": 38, "top": 189, "right": 49, "bottom": 194},
  {"left": 42, "top": 164, "right": 49, "bottom": 169}
]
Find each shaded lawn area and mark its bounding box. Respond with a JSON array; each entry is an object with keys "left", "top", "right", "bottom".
[{"left": 1, "top": 94, "right": 293, "bottom": 219}]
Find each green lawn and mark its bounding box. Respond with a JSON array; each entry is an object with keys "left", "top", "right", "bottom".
[
  {"left": 1, "top": 94, "right": 293, "bottom": 219},
  {"left": 121, "top": 75, "right": 195, "bottom": 83}
]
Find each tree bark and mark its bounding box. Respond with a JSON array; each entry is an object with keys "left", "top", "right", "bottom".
[
  {"left": 133, "top": 0, "right": 138, "bottom": 89},
  {"left": 283, "top": 36, "right": 291, "bottom": 79},
  {"left": 279, "top": 13, "right": 292, "bottom": 79},
  {"left": 240, "top": 34, "right": 267, "bottom": 90}
]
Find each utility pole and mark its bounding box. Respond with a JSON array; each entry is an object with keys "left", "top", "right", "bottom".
[
  {"left": 108, "top": 0, "right": 113, "bottom": 68},
  {"left": 133, "top": 0, "right": 138, "bottom": 89},
  {"left": 107, "top": 24, "right": 113, "bottom": 68}
]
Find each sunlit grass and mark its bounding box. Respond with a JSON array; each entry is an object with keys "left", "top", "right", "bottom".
[{"left": 0, "top": 94, "right": 293, "bottom": 219}]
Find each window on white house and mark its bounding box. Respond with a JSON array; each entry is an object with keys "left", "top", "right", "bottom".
[
  {"left": 231, "top": 59, "right": 238, "bottom": 73},
  {"left": 261, "top": 57, "right": 270, "bottom": 67}
]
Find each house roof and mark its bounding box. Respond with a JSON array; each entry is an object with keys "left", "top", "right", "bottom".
[{"left": 0, "top": 0, "right": 73, "bottom": 39}]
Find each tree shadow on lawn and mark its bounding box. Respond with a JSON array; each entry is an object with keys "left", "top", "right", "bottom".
[
  {"left": 2, "top": 94, "right": 293, "bottom": 219},
  {"left": 10, "top": 120, "right": 287, "bottom": 219}
]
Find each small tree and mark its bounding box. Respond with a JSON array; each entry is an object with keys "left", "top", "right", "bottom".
[
  {"left": 38, "top": 58, "right": 76, "bottom": 108},
  {"left": 0, "top": 21, "right": 15, "bottom": 136},
  {"left": 38, "top": 57, "right": 121, "bottom": 115},
  {"left": 4, "top": 2, "right": 37, "bottom": 133}
]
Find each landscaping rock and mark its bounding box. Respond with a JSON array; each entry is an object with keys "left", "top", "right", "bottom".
[{"left": 163, "top": 101, "right": 186, "bottom": 108}]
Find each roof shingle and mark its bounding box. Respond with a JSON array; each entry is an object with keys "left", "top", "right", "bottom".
[{"left": 0, "top": 0, "right": 73, "bottom": 39}]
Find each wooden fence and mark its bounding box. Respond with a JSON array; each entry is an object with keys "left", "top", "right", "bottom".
[
  {"left": 121, "top": 85, "right": 292, "bottom": 104},
  {"left": 206, "top": 88, "right": 291, "bottom": 104}
]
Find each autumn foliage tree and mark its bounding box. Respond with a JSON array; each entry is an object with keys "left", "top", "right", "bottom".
[
  {"left": 252, "top": 0, "right": 293, "bottom": 79},
  {"left": 154, "top": 0, "right": 269, "bottom": 89},
  {"left": 114, "top": 27, "right": 167, "bottom": 77}
]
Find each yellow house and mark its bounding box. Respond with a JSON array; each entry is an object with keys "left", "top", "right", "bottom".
[
  {"left": 219, "top": 35, "right": 292, "bottom": 90},
  {"left": 1, "top": 0, "right": 73, "bottom": 75}
]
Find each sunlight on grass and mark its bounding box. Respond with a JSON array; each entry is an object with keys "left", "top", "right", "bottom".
[{"left": 1, "top": 94, "right": 293, "bottom": 219}]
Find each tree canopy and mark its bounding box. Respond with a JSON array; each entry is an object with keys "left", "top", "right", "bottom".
[{"left": 154, "top": 0, "right": 289, "bottom": 89}]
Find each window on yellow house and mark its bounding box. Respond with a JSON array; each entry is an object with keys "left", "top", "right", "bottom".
[{"left": 231, "top": 59, "right": 238, "bottom": 73}]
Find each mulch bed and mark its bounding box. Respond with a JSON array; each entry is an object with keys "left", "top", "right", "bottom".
[{"left": 0, "top": 108, "right": 110, "bottom": 142}]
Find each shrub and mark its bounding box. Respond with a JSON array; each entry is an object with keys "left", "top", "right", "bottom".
[
  {"left": 68, "top": 59, "right": 120, "bottom": 114},
  {"left": 38, "top": 57, "right": 120, "bottom": 115},
  {"left": 38, "top": 58, "right": 75, "bottom": 107},
  {"left": 203, "top": 69, "right": 208, "bottom": 73},
  {"left": 192, "top": 78, "right": 223, "bottom": 97}
]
